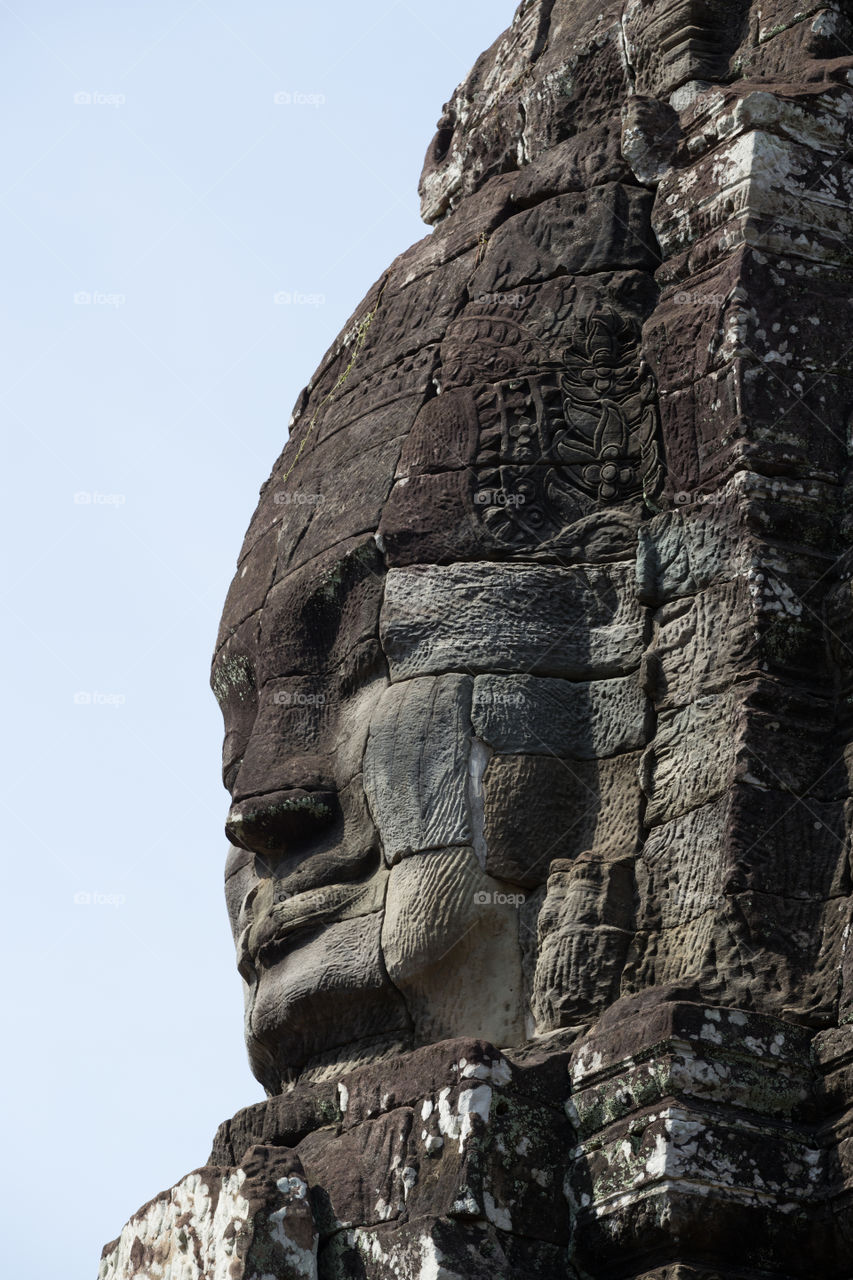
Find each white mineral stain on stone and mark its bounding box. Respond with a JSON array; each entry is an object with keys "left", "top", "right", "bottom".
[
  {"left": 337, "top": 1082, "right": 349, "bottom": 1114},
  {"left": 645, "top": 1132, "right": 670, "bottom": 1180},
  {"left": 437, "top": 1084, "right": 492, "bottom": 1150},
  {"left": 469, "top": 735, "right": 493, "bottom": 868},
  {"left": 419, "top": 1233, "right": 463, "bottom": 1280},
  {"left": 483, "top": 1190, "right": 513, "bottom": 1231},
  {"left": 373, "top": 1197, "right": 395, "bottom": 1222},
  {"left": 268, "top": 1176, "right": 318, "bottom": 1279},
  {"left": 451, "top": 1190, "right": 481, "bottom": 1216},
  {"left": 669, "top": 78, "right": 710, "bottom": 110},
  {"left": 459, "top": 1085, "right": 492, "bottom": 1140},
  {"left": 572, "top": 1048, "right": 604, "bottom": 1082},
  {"left": 460, "top": 1056, "right": 512, "bottom": 1086},
  {"left": 421, "top": 1098, "right": 434, "bottom": 1120},
  {"left": 99, "top": 1169, "right": 256, "bottom": 1280}
]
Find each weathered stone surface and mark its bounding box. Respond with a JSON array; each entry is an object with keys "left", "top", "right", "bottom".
[
  {"left": 642, "top": 690, "right": 848, "bottom": 827},
  {"left": 469, "top": 185, "right": 658, "bottom": 296},
  {"left": 382, "top": 847, "right": 526, "bottom": 1049},
  {"left": 481, "top": 751, "right": 643, "bottom": 886},
  {"left": 645, "top": 577, "right": 824, "bottom": 710},
  {"left": 99, "top": 1147, "right": 317, "bottom": 1280},
  {"left": 566, "top": 994, "right": 831, "bottom": 1276},
  {"left": 248, "top": 905, "right": 413, "bottom": 1088},
  {"left": 318, "top": 1218, "right": 566, "bottom": 1280},
  {"left": 363, "top": 675, "right": 473, "bottom": 862},
  {"left": 472, "top": 672, "right": 648, "bottom": 758},
  {"left": 257, "top": 538, "right": 385, "bottom": 682},
  {"left": 381, "top": 561, "right": 645, "bottom": 681},
  {"left": 534, "top": 854, "right": 635, "bottom": 1030}
]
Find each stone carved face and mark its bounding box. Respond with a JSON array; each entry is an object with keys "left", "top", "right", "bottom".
[
  {"left": 212, "top": 3, "right": 677, "bottom": 1094},
  {"left": 213, "top": 275, "right": 665, "bottom": 1091}
]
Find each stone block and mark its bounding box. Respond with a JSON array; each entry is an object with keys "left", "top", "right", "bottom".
[
  {"left": 363, "top": 675, "right": 473, "bottom": 862},
  {"left": 381, "top": 847, "right": 526, "bottom": 1049},
  {"left": 470, "top": 184, "right": 657, "bottom": 295},
  {"left": 566, "top": 995, "right": 830, "bottom": 1277},
  {"left": 381, "top": 561, "right": 645, "bottom": 682},
  {"left": 481, "top": 751, "right": 643, "bottom": 886},
  {"left": 533, "top": 854, "right": 636, "bottom": 1030},
  {"left": 472, "top": 671, "right": 648, "bottom": 759}
]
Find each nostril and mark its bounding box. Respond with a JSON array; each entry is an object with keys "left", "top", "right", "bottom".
[{"left": 225, "top": 788, "right": 338, "bottom": 854}]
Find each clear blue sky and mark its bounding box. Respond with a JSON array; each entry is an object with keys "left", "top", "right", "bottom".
[{"left": 0, "top": 2, "right": 511, "bottom": 1273}]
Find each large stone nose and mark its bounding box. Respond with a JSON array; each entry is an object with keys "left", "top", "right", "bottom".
[{"left": 225, "top": 787, "right": 338, "bottom": 855}]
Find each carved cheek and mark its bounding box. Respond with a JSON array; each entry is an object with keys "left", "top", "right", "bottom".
[{"left": 363, "top": 675, "right": 474, "bottom": 865}]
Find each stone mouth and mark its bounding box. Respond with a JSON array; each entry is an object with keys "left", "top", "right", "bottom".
[{"left": 247, "top": 874, "right": 385, "bottom": 970}]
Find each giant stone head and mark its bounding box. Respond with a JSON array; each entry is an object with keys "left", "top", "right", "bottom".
[{"left": 212, "top": 0, "right": 852, "bottom": 1095}]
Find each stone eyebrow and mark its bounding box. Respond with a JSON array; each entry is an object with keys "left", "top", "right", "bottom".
[{"left": 210, "top": 653, "right": 256, "bottom": 706}]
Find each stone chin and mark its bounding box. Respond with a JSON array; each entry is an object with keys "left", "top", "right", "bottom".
[
  {"left": 238, "top": 851, "right": 529, "bottom": 1088},
  {"left": 246, "top": 910, "right": 413, "bottom": 1088},
  {"left": 225, "top": 846, "right": 411, "bottom": 1089}
]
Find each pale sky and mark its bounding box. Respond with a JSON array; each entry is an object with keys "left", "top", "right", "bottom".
[{"left": 1, "top": 2, "right": 511, "bottom": 1273}]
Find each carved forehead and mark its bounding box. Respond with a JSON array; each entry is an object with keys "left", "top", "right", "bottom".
[
  {"left": 215, "top": 0, "right": 688, "bottom": 663},
  {"left": 214, "top": 274, "right": 662, "bottom": 681}
]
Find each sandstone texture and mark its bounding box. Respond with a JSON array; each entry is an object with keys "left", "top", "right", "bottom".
[{"left": 102, "top": 0, "right": 853, "bottom": 1274}]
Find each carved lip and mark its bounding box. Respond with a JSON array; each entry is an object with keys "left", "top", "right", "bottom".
[{"left": 247, "top": 875, "right": 384, "bottom": 968}]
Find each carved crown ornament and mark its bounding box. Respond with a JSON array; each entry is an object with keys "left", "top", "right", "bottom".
[{"left": 473, "top": 309, "right": 664, "bottom": 547}]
